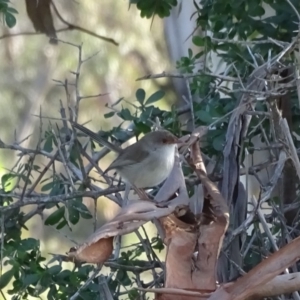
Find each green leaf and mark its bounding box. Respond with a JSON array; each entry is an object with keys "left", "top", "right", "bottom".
[
  {"left": 213, "top": 20, "right": 224, "bottom": 31},
  {"left": 196, "top": 110, "right": 212, "bottom": 124},
  {"left": 47, "top": 265, "right": 62, "bottom": 276},
  {"left": 104, "top": 111, "right": 115, "bottom": 119},
  {"left": 1, "top": 173, "right": 16, "bottom": 192},
  {"left": 145, "top": 90, "right": 165, "bottom": 105},
  {"left": 33, "top": 165, "right": 40, "bottom": 171},
  {"left": 128, "top": 289, "right": 139, "bottom": 300},
  {"left": 192, "top": 36, "right": 204, "bottom": 46},
  {"left": 41, "top": 181, "right": 53, "bottom": 192},
  {"left": 133, "top": 121, "right": 151, "bottom": 134},
  {"left": 68, "top": 204, "right": 80, "bottom": 225},
  {"left": 152, "top": 237, "right": 164, "bottom": 252},
  {"left": 56, "top": 270, "right": 72, "bottom": 281},
  {"left": 23, "top": 273, "right": 40, "bottom": 286},
  {"left": 134, "top": 245, "right": 143, "bottom": 257},
  {"left": 136, "top": 0, "right": 177, "bottom": 19},
  {"left": 5, "top": 12, "right": 16, "bottom": 28},
  {"left": 0, "top": 3, "right": 8, "bottom": 12},
  {"left": 136, "top": 88, "right": 146, "bottom": 105},
  {"left": 117, "top": 108, "right": 133, "bottom": 121},
  {"left": 0, "top": 268, "right": 14, "bottom": 289},
  {"left": 47, "top": 285, "right": 57, "bottom": 300},
  {"left": 19, "top": 238, "right": 39, "bottom": 251},
  {"left": 212, "top": 135, "right": 224, "bottom": 151},
  {"left": 43, "top": 134, "right": 53, "bottom": 153},
  {"left": 49, "top": 180, "right": 64, "bottom": 196},
  {"left": 6, "top": 7, "right": 18, "bottom": 14},
  {"left": 44, "top": 207, "right": 65, "bottom": 226},
  {"left": 72, "top": 199, "right": 92, "bottom": 219},
  {"left": 248, "top": 5, "right": 265, "bottom": 17},
  {"left": 116, "top": 269, "right": 131, "bottom": 286},
  {"left": 56, "top": 219, "right": 67, "bottom": 230}
]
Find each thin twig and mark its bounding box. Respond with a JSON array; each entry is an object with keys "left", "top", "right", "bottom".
[{"left": 69, "top": 265, "right": 102, "bottom": 300}]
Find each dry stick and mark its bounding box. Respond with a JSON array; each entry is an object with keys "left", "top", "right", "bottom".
[
  {"left": 69, "top": 265, "right": 102, "bottom": 300},
  {"left": 252, "top": 196, "right": 300, "bottom": 300},
  {"left": 258, "top": 120, "right": 276, "bottom": 160},
  {"left": 0, "top": 27, "right": 69, "bottom": 40},
  {"left": 51, "top": 0, "right": 118, "bottom": 46},
  {"left": 0, "top": 139, "right": 60, "bottom": 161},
  {"left": 141, "top": 225, "right": 163, "bottom": 269},
  {"left": 136, "top": 71, "right": 239, "bottom": 82},
  {"left": 79, "top": 146, "right": 106, "bottom": 179},
  {"left": 252, "top": 196, "right": 278, "bottom": 251},
  {"left": 52, "top": 130, "right": 75, "bottom": 191},
  {"left": 250, "top": 273, "right": 300, "bottom": 299},
  {"left": 0, "top": 187, "right": 125, "bottom": 213},
  {"left": 185, "top": 77, "right": 195, "bottom": 130},
  {"left": 280, "top": 118, "right": 300, "bottom": 180},
  {"left": 98, "top": 276, "right": 114, "bottom": 300},
  {"left": 134, "top": 229, "right": 158, "bottom": 286},
  {"left": 58, "top": 145, "right": 121, "bottom": 205},
  {"left": 105, "top": 261, "right": 162, "bottom": 273},
  {"left": 59, "top": 98, "right": 75, "bottom": 166},
  {"left": 260, "top": 151, "right": 287, "bottom": 203},
  {"left": 211, "top": 37, "right": 289, "bottom": 46},
  {"left": 50, "top": 226, "right": 79, "bottom": 246},
  {"left": 0, "top": 12, "right": 118, "bottom": 46},
  {"left": 79, "top": 93, "right": 109, "bottom": 100},
  {"left": 242, "top": 232, "right": 257, "bottom": 259},
  {"left": 19, "top": 153, "right": 37, "bottom": 203},
  {"left": 284, "top": 0, "right": 300, "bottom": 23},
  {"left": 74, "top": 143, "right": 99, "bottom": 232},
  {"left": 53, "top": 46, "right": 124, "bottom": 206},
  {"left": 222, "top": 205, "right": 256, "bottom": 251},
  {"left": 0, "top": 290, "right": 7, "bottom": 300},
  {"left": 280, "top": 119, "right": 300, "bottom": 300},
  {"left": 26, "top": 152, "right": 59, "bottom": 195},
  {"left": 245, "top": 148, "right": 250, "bottom": 204},
  {"left": 295, "top": 63, "right": 300, "bottom": 109},
  {"left": 137, "top": 287, "right": 211, "bottom": 297}
]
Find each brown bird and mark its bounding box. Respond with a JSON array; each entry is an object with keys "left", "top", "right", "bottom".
[{"left": 72, "top": 122, "right": 180, "bottom": 188}]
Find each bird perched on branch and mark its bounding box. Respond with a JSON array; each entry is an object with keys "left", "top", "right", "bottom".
[{"left": 71, "top": 122, "right": 181, "bottom": 189}]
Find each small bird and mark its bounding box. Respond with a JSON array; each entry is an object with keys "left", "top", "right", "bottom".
[{"left": 71, "top": 122, "right": 180, "bottom": 188}]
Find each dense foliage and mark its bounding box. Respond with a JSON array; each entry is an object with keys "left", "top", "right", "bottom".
[{"left": 1, "top": 0, "right": 300, "bottom": 299}]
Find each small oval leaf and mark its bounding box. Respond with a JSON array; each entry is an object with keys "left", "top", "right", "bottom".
[
  {"left": 0, "top": 268, "right": 14, "bottom": 289},
  {"left": 5, "top": 12, "right": 16, "bottom": 28},
  {"left": 145, "top": 90, "right": 165, "bottom": 105},
  {"left": 45, "top": 207, "right": 65, "bottom": 226},
  {"left": 196, "top": 110, "right": 212, "bottom": 124},
  {"left": 136, "top": 88, "right": 146, "bottom": 105}
]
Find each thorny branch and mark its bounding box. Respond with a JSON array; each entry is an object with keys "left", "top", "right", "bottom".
[{"left": 2, "top": 20, "right": 300, "bottom": 299}]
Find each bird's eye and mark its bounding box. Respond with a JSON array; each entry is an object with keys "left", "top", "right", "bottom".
[{"left": 162, "top": 138, "right": 167, "bottom": 143}]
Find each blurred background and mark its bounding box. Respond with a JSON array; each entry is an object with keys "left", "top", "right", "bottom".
[{"left": 0, "top": 0, "right": 196, "bottom": 287}]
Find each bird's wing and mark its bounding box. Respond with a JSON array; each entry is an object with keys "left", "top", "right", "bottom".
[{"left": 106, "top": 143, "right": 149, "bottom": 172}]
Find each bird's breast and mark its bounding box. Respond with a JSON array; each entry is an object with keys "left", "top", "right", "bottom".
[{"left": 120, "top": 144, "right": 176, "bottom": 188}]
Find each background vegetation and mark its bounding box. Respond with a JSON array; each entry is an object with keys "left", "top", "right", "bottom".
[{"left": 1, "top": 0, "right": 300, "bottom": 299}]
